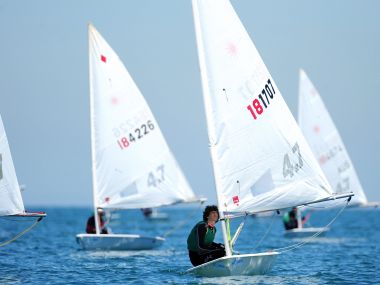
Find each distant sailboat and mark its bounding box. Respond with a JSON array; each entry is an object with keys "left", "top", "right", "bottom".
[
  {"left": 285, "top": 69, "right": 380, "bottom": 237},
  {"left": 285, "top": 69, "right": 374, "bottom": 238},
  {"left": 188, "top": 0, "right": 352, "bottom": 277},
  {"left": 298, "top": 70, "right": 373, "bottom": 207},
  {"left": 0, "top": 115, "right": 45, "bottom": 246},
  {"left": 141, "top": 208, "right": 169, "bottom": 221},
  {"left": 283, "top": 206, "right": 329, "bottom": 238},
  {"left": 76, "top": 24, "right": 199, "bottom": 250}
]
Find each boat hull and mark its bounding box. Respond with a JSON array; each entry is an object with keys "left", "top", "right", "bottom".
[
  {"left": 284, "top": 227, "right": 329, "bottom": 238},
  {"left": 76, "top": 233, "right": 164, "bottom": 250},
  {"left": 186, "top": 252, "right": 279, "bottom": 277},
  {"left": 359, "top": 202, "right": 380, "bottom": 208},
  {"left": 146, "top": 213, "right": 169, "bottom": 220}
]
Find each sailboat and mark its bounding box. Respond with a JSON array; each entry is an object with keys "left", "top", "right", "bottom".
[
  {"left": 76, "top": 24, "right": 199, "bottom": 250},
  {"left": 0, "top": 115, "right": 45, "bottom": 246},
  {"left": 298, "top": 70, "right": 377, "bottom": 208},
  {"left": 283, "top": 206, "right": 329, "bottom": 238},
  {"left": 141, "top": 208, "right": 169, "bottom": 221},
  {"left": 188, "top": 0, "right": 352, "bottom": 277},
  {"left": 285, "top": 69, "right": 369, "bottom": 238}
]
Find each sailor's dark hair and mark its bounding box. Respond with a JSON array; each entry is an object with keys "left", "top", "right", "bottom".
[{"left": 203, "top": 205, "right": 220, "bottom": 222}]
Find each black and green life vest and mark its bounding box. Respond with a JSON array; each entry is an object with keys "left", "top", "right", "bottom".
[
  {"left": 187, "top": 221, "right": 216, "bottom": 252},
  {"left": 283, "top": 212, "right": 290, "bottom": 223}
]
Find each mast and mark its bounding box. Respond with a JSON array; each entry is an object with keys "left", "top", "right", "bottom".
[
  {"left": 192, "top": 0, "right": 232, "bottom": 256},
  {"left": 88, "top": 24, "right": 100, "bottom": 234},
  {"left": 296, "top": 207, "right": 303, "bottom": 229}
]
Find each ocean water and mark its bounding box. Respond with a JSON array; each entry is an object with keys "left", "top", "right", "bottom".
[{"left": 0, "top": 206, "right": 379, "bottom": 284}]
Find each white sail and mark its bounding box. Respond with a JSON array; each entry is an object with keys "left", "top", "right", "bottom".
[
  {"left": 89, "top": 24, "right": 197, "bottom": 209},
  {"left": 0, "top": 116, "right": 25, "bottom": 216},
  {"left": 192, "top": 0, "right": 333, "bottom": 214},
  {"left": 298, "top": 70, "right": 367, "bottom": 205}
]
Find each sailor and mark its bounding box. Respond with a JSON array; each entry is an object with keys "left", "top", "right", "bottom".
[
  {"left": 283, "top": 207, "right": 305, "bottom": 230},
  {"left": 187, "top": 205, "right": 226, "bottom": 266},
  {"left": 86, "top": 209, "right": 109, "bottom": 234},
  {"left": 141, "top": 208, "right": 153, "bottom": 218}
]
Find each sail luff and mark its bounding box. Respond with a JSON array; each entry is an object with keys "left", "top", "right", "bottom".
[
  {"left": 191, "top": 0, "right": 225, "bottom": 212},
  {"left": 192, "top": 0, "right": 233, "bottom": 256},
  {"left": 88, "top": 24, "right": 100, "bottom": 234}
]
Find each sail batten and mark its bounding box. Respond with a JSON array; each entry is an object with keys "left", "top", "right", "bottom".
[
  {"left": 298, "top": 69, "right": 367, "bottom": 205},
  {"left": 192, "top": 0, "right": 333, "bottom": 214},
  {"left": 88, "top": 24, "right": 197, "bottom": 209}
]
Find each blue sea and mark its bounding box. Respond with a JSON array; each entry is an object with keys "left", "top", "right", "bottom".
[{"left": 0, "top": 206, "right": 379, "bottom": 284}]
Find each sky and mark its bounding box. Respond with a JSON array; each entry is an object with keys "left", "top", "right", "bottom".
[{"left": 0, "top": 0, "right": 379, "bottom": 207}]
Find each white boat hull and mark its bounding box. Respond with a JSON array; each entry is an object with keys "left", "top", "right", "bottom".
[
  {"left": 359, "top": 202, "right": 380, "bottom": 208},
  {"left": 186, "top": 252, "right": 279, "bottom": 277},
  {"left": 76, "top": 234, "right": 165, "bottom": 250},
  {"left": 284, "top": 227, "right": 329, "bottom": 238},
  {"left": 146, "top": 212, "right": 169, "bottom": 220}
]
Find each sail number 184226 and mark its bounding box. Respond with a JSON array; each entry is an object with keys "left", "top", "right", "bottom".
[
  {"left": 116, "top": 120, "right": 155, "bottom": 149},
  {"left": 246, "top": 79, "right": 275, "bottom": 120}
]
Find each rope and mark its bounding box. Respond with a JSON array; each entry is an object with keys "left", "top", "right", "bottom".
[
  {"left": 162, "top": 202, "right": 204, "bottom": 238},
  {"left": 252, "top": 211, "right": 278, "bottom": 250},
  {"left": 270, "top": 198, "right": 350, "bottom": 254},
  {"left": 230, "top": 214, "right": 247, "bottom": 247},
  {"left": 0, "top": 217, "right": 43, "bottom": 248}
]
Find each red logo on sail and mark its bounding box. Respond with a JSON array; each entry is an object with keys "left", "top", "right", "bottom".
[
  {"left": 226, "top": 42, "right": 238, "bottom": 56},
  {"left": 319, "top": 155, "right": 327, "bottom": 165},
  {"left": 111, "top": 97, "right": 118, "bottom": 105},
  {"left": 232, "top": 195, "right": 239, "bottom": 206},
  {"left": 101, "top": 55, "right": 107, "bottom": 63}
]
